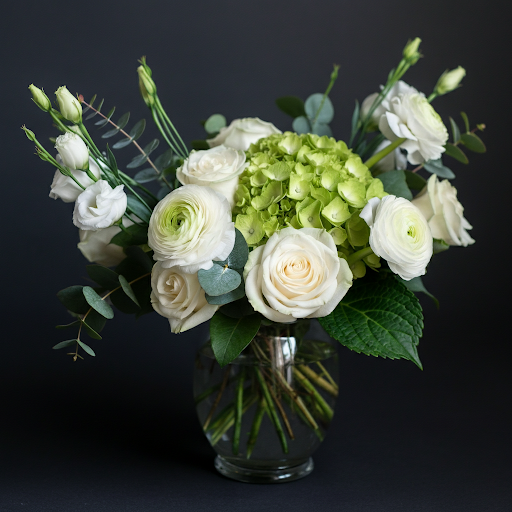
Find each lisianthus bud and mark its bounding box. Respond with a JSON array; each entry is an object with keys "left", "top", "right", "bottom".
[
  {"left": 434, "top": 66, "right": 466, "bottom": 96},
  {"left": 28, "top": 84, "right": 51, "bottom": 111},
  {"left": 403, "top": 37, "right": 421, "bottom": 64},
  {"left": 55, "top": 132, "right": 90, "bottom": 170},
  {"left": 138, "top": 65, "right": 156, "bottom": 106},
  {"left": 55, "top": 86, "right": 82, "bottom": 124}
]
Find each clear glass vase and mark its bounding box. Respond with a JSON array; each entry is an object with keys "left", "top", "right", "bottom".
[{"left": 193, "top": 320, "right": 339, "bottom": 483}]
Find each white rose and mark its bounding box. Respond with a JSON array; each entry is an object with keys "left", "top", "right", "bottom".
[
  {"left": 360, "top": 81, "right": 419, "bottom": 129},
  {"left": 370, "top": 140, "right": 408, "bottom": 173},
  {"left": 73, "top": 180, "right": 127, "bottom": 231},
  {"left": 54, "top": 132, "right": 89, "bottom": 170},
  {"left": 148, "top": 184, "right": 235, "bottom": 273},
  {"left": 50, "top": 156, "right": 101, "bottom": 203},
  {"left": 411, "top": 174, "right": 474, "bottom": 247},
  {"left": 360, "top": 196, "right": 433, "bottom": 281},
  {"left": 151, "top": 262, "right": 218, "bottom": 333},
  {"left": 244, "top": 227, "right": 353, "bottom": 323},
  {"left": 176, "top": 145, "right": 246, "bottom": 206},
  {"left": 77, "top": 224, "right": 127, "bottom": 267},
  {"left": 207, "top": 118, "right": 281, "bottom": 151},
  {"left": 379, "top": 92, "right": 449, "bottom": 165}
]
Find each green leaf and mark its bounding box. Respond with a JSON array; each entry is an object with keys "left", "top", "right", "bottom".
[
  {"left": 204, "top": 114, "right": 227, "bottom": 134},
  {"left": 119, "top": 275, "right": 140, "bottom": 307},
  {"left": 275, "top": 96, "right": 306, "bottom": 118},
  {"left": 444, "top": 143, "right": 469, "bottom": 164},
  {"left": 77, "top": 339, "right": 96, "bottom": 357},
  {"left": 110, "top": 223, "right": 148, "bottom": 248},
  {"left": 153, "top": 149, "right": 174, "bottom": 172},
  {"left": 460, "top": 133, "right": 486, "bottom": 153},
  {"left": 57, "top": 285, "right": 89, "bottom": 314},
  {"left": 84, "top": 309, "right": 107, "bottom": 335},
  {"left": 102, "top": 127, "right": 120, "bottom": 139},
  {"left": 198, "top": 264, "right": 242, "bottom": 296},
  {"left": 81, "top": 319, "right": 102, "bottom": 340},
  {"left": 404, "top": 170, "right": 427, "bottom": 191},
  {"left": 377, "top": 170, "right": 413, "bottom": 200},
  {"left": 349, "top": 100, "right": 360, "bottom": 145},
  {"left": 304, "top": 93, "right": 334, "bottom": 124},
  {"left": 53, "top": 339, "right": 77, "bottom": 350},
  {"left": 423, "top": 159, "right": 455, "bottom": 179},
  {"left": 86, "top": 265, "right": 120, "bottom": 289},
  {"left": 106, "top": 145, "right": 119, "bottom": 179},
  {"left": 129, "top": 119, "right": 146, "bottom": 141},
  {"left": 311, "top": 122, "right": 332, "bottom": 137},
  {"left": 95, "top": 106, "right": 115, "bottom": 127},
  {"left": 401, "top": 276, "right": 439, "bottom": 309},
  {"left": 56, "top": 320, "right": 80, "bottom": 330},
  {"left": 210, "top": 313, "right": 261, "bottom": 367},
  {"left": 219, "top": 229, "right": 249, "bottom": 269},
  {"left": 116, "top": 112, "right": 130, "bottom": 130},
  {"left": 134, "top": 168, "right": 159, "bottom": 183},
  {"left": 112, "top": 137, "right": 133, "bottom": 149},
  {"left": 292, "top": 116, "right": 311, "bottom": 135},
  {"left": 85, "top": 98, "right": 104, "bottom": 120},
  {"left": 219, "top": 297, "right": 257, "bottom": 318},
  {"left": 319, "top": 272, "right": 424, "bottom": 369},
  {"left": 82, "top": 94, "right": 97, "bottom": 114},
  {"left": 460, "top": 111, "right": 470, "bottom": 133},
  {"left": 191, "top": 140, "right": 210, "bottom": 150},
  {"left": 123, "top": 246, "right": 154, "bottom": 273},
  {"left": 110, "top": 275, "right": 150, "bottom": 314},
  {"left": 449, "top": 117, "right": 461, "bottom": 143},
  {"left": 205, "top": 280, "right": 245, "bottom": 305},
  {"left": 433, "top": 238, "right": 450, "bottom": 254},
  {"left": 82, "top": 286, "right": 114, "bottom": 319},
  {"left": 127, "top": 195, "right": 152, "bottom": 223}
]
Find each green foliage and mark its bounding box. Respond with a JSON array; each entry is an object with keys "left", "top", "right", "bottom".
[
  {"left": 85, "top": 98, "right": 104, "bottom": 120},
  {"left": 204, "top": 114, "right": 226, "bottom": 134},
  {"left": 134, "top": 168, "right": 159, "bottom": 183},
  {"left": 349, "top": 100, "right": 360, "bottom": 146},
  {"left": 433, "top": 238, "right": 450, "bottom": 254},
  {"left": 81, "top": 318, "right": 102, "bottom": 340},
  {"left": 444, "top": 143, "right": 469, "bottom": 164},
  {"left": 127, "top": 139, "right": 160, "bottom": 168},
  {"left": 218, "top": 229, "right": 249, "bottom": 270},
  {"left": 205, "top": 281, "right": 245, "bottom": 305},
  {"left": 84, "top": 309, "right": 107, "bottom": 336},
  {"left": 210, "top": 312, "right": 261, "bottom": 367},
  {"left": 401, "top": 276, "right": 439, "bottom": 308},
  {"left": 219, "top": 297, "right": 258, "bottom": 318},
  {"left": 305, "top": 93, "right": 334, "bottom": 124},
  {"left": 377, "top": 170, "right": 413, "bottom": 200},
  {"left": 275, "top": 96, "right": 306, "bottom": 118},
  {"left": 95, "top": 106, "right": 115, "bottom": 128},
  {"left": 119, "top": 275, "right": 140, "bottom": 306},
  {"left": 198, "top": 265, "right": 241, "bottom": 296},
  {"left": 319, "top": 272, "right": 424, "bottom": 368},
  {"left": 423, "top": 158, "right": 455, "bottom": 179},
  {"left": 404, "top": 170, "right": 427, "bottom": 191},
  {"left": 191, "top": 140, "right": 210, "bottom": 150},
  {"left": 82, "top": 286, "right": 114, "bottom": 319},
  {"left": 460, "top": 111, "right": 470, "bottom": 133},
  {"left": 449, "top": 117, "right": 461, "bottom": 143},
  {"left": 126, "top": 195, "right": 152, "bottom": 223},
  {"left": 57, "top": 286, "right": 89, "bottom": 314},
  {"left": 110, "top": 223, "right": 148, "bottom": 248},
  {"left": 123, "top": 246, "right": 154, "bottom": 273},
  {"left": 86, "top": 265, "right": 119, "bottom": 289},
  {"left": 460, "top": 133, "right": 486, "bottom": 153},
  {"left": 292, "top": 116, "right": 310, "bottom": 135},
  {"left": 53, "top": 339, "right": 77, "bottom": 350},
  {"left": 77, "top": 340, "right": 96, "bottom": 357},
  {"left": 106, "top": 145, "right": 119, "bottom": 180}
]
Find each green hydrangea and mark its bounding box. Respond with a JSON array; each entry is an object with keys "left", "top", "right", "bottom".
[{"left": 233, "top": 132, "right": 387, "bottom": 275}]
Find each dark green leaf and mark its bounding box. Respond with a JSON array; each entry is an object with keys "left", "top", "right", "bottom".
[
  {"left": 144, "top": 138, "right": 160, "bottom": 155},
  {"left": 449, "top": 117, "right": 461, "bottom": 143},
  {"left": 102, "top": 127, "right": 120, "bottom": 139},
  {"left": 319, "top": 272, "right": 424, "bottom": 369},
  {"left": 112, "top": 137, "right": 133, "bottom": 149},
  {"left": 56, "top": 321, "right": 80, "bottom": 330},
  {"left": 206, "top": 280, "right": 245, "bottom": 305},
  {"left": 460, "top": 111, "right": 470, "bottom": 133},
  {"left": 191, "top": 140, "right": 210, "bottom": 150},
  {"left": 117, "top": 112, "right": 130, "bottom": 130},
  {"left": 82, "top": 319, "right": 102, "bottom": 340},
  {"left": 275, "top": 96, "right": 306, "bottom": 118},
  {"left": 210, "top": 313, "right": 261, "bottom": 367},
  {"left": 304, "top": 93, "right": 334, "bottom": 124},
  {"left": 85, "top": 98, "right": 104, "bottom": 120},
  {"left": 401, "top": 276, "right": 439, "bottom": 309},
  {"left": 424, "top": 159, "right": 455, "bottom": 179},
  {"left": 444, "top": 143, "right": 469, "bottom": 164},
  {"left": 349, "top": 100, "right": 360, "bottom": 144},
  {"left": 77, "top": 340, "right": 96, "bottom": 357},
  {"left": 86, "top": 265, "right": 119, "bottom": 289},
  {"left": 377, "top": 170, "right": 413, "bottom": 200},
  {"left": 127, "top": 153, "right": 148, "bottom": 169},
  {"left": 110, "top": 275, "right": 150, "bottom": 314},
  {"left": 129, "top": 119, "right": 146, "bottom": 140},
  {"left": 84, "top": 309, "right": 107, "bottom": 335},
  {"left": 124, "top": 246, "right": 154, "bottom": 273},
  {"left": 292, "top": 116, "right": 311, "bottom": 135},
  {"left": 82, "top": 94, "right": 97, "bottom": 114},
  {"left": 404, "top": 170, "right": 427, "bottom": 191},
  {"left": 127, "top": 195, "right": 152, "bottom": 223},
  {"left": 219, "top": 229, "right": 249, "bottom": 269},
  {"left": 460, "top": 133, "right": 486, "bottom": 153},
  {"left": 219, "top": 297, "right": 257, "bottom": 318},
  {"left": 57, "top": 285, "right": 89, "bottom": 314},
  {"left": 433, "top": 239, "right": 450, "bottom": 254},
  {"left": 95, "top": 106, "right": 115, "bottom": 127},
  {"left": 106, "top": 145, "right": 119, "bottom": 179},
  {"left": 204, "top": 114, "right": 227, "bottom": 134},
  {"left": 53, "top": 339, "right": 77, "bottom": 350},
  {"left": 153, "top": 149, "right": 174, "bottom": 172},
  {"left": 119, "top": 275, "right": 140, "bottom": 307},
  {"left": 82, "top": 286, "right": 114, "bottom": 319},
  {"left": 134, "top": 168, "right": 159, "bottom": 183},
  {"left": 110, "top": 223, "right": 148, "bottom": 248},
  {"left": 198, "top": 264, "right": 241, "bottom": 296},
  {"left": 157, "top": 186, "right": 170, "bottom": 200}
]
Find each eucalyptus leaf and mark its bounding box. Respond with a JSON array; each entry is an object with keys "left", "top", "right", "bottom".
[
  {"left": 77, "top": 340, "right": 96, "bottom": 357},
  {"left": 423, "top": 159, "right": 455, "bottom": 179},
  {"left": 127, "top": 195, "right": 152, "bottom": 223},
  {"left": 101, "top": 127, "right": 120, "bottom": 139},
  {"left": 275, "top": 96, "right": 306, "bottom": 118},
  {"left": 444, "top": 143, "right": 469, "bottom": 164},
  {"left": 204, "top": 114, "right": 227, "bottom": 134},
  {"left": 134, "top": 168, "right": 159, "bottom": 183},
  {"left": 210, "top": 313, "right": 261, "bottom": 367},
  {"left": 460, "top": 111, "right": 470, "bottom": 133},
  {"left": 401, "top": 276, "right": 439, "bottom": 308},
  {"left": 304, "top": 93, "right": 334, "bottom": 124},
  {"left": 84, "top": 309, "right": 107, "bottom": 335},
  {"left": 53, "top": 339, "right": 77, "bottom": 350},
  {"left": 86, "top": 265, "right": 120, "bottom": 289},
  {"left": 126, "top": 153, "right": 148, "bottom": 169},
  {"left": 109, "top": 223, "right": 148, "bottom": 248},
  {"left": 222, "top": 229, "right": 249, "bottom": 269},
  {"left": 112, "top": 137, "right": 133, "bottom": 149},
  {"left": 95, "top": 106, "right": 115, "bottom": 127},
  {"left": 449, "top": 117, "right": 461, "bottom": 143},
  {"left": 117, "top": 112, "right": 131, "bottom": 130},
  {"left": 143, "top": 138, "right": 160, "bottom": 155},
  {"left": 460, "top": 133, "right": 486, "bottom": 153},
  {"left": 82, "top": 94, "right": 97, "bottom": 114},
  {"left": 57, "top": 285, "right": 89, "bottom": 314},
  {"left": 404, "top": 170, "right": 427, "bottom": 191},
  {"left": 55, "top": 321, "right": 81, "bottom": 330},
  {"left": 219, "top": 297, "right": 257, "bottom": 318},
  {"left": 129, "top": 119, "right": 146, "bottom": 140},
  {"left": 119, "top": 275, "right": 140, "bottom": 307},
  {"left": 377, "top": 170, "right": 413, "bottom": 200},
  {"left": 82, "top": 286, "right": 114, "bottom": 319},
  {"left": 198, "top": 265, "right": 241, "bottom": 296},
  {"left": 85, "top": 98, "right": 104, "bottom": 120},
  {"left": 153, "top": 149, "right": 174, "bottom": 171},
  {"left": 82, "top": 319, "right": 102, "bottom": 340},
  {"left": 311, "top": 122, "right": 332, "bottom": 137},
  {"left": 292, "top": 116, "right": 311, "bottom": 135},
  {"left": 124, "top": 246, "right": 154, "bottom": 273},
  {"left": 205, "top": 280, "right": 245, "bottom": 305},
  {"left": 106, "top": 145, "right": 119, "bottom": 179}
]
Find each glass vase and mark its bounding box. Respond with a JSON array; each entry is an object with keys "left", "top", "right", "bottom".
[{"left": 193, "top": 320, "right": 339, "bottom": 483}]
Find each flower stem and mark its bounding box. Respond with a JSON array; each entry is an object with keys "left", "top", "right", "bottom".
[
  {"left": 298, "top": 365, "right": 338, "bottom": 397},
  {"left": 293, "top": 368, "right": 333, "bottom": 422},
  {"left": 364, "top": 137, "right": 406, "bottom": 169},
  {"left": 203, "top": 367, "right": 230, "bottom": 431},
  {"left": 347, "top": 247, "right": 374, "bottom": 267},
  {"left": 246, "top": 396, "right": 266, "bottom": 459},
  {"left": 232, "top": 366, "right": 246, "bottom": 455}
]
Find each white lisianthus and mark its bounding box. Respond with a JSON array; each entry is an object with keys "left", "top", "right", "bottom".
[
  {"left": 360, "top": 196, "right": 433, "bottom": 280},
  {"left": 55, "top": 86, "right": 82, "bottom": 124},
  {"left": 151, "top": 262, "right": 218, "bottom": 333},
  {"left": 77, "top": 224, "right": 128, "bottom": 267},
  {"left": 411, "top": 174, "right": 474, "bottom": 247},
  {"left": 244, "top": 227, "right": 353, "bottom": 323},
  {"left": 370, "top": 140, "right": 408, "bottom": 173},
  {"left": 50, "top": 157, "right": 101, "bottom": 203},
  {"left": 379, "top": 93, "right": 449, "bottom": 165},
  {"left": 73, "top": 180, "right": 127, "bottom": 230},
  {"left": 55, "top": 132, "right": 89, "bottom": 170},
  {"left": 435, "top": 66, "right": 466, "bottom": 96},
  {"left": 360, "top": 81, "right": 419, "bottom": 129},
  {"left": 148, "top": 184, "right": 235, "bottom": 273},
  {"left": 207, "top": 118, "right": 281, "bottom": 151},
  {"left": 177, "top": 145, "right": 246, "bottom": 206}
]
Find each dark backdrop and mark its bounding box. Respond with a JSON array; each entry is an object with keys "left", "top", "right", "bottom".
[{"left": 1, "top": 1, "right": 510, "bottom": 511}]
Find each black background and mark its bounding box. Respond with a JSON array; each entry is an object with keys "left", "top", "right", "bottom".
[{"left": 1, "top": 1, "right": 511, "bottom": 510}]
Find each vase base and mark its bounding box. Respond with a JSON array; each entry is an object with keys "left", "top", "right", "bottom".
[{"left": 214, "top": 455, "right": 314, "bottom": 484}]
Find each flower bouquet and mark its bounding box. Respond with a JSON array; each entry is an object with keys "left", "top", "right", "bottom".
[{"left": 23, "top": 38, "right": 485, "bottom": 482}]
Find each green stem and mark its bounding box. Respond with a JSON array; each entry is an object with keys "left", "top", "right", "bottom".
[
  {"left": 364, "top": 137, "right": 406, "bottom": 169},
  {"left": 311, "top": 65, "right": 339, "bottom": 128},
  {"left": 155, "top": 97, "right": 189, "bottom": 157},
  {"left": 298, "top": 365, "right": 338, "bottom": 397},
  {"left": 246, "top": 396, "right": 266, "bottom": 459},
  {"left": 427, "top": 92, "right": 437, "bottom": 103},
  {"left": 293, "top": 368, "right": 333, "bottom": 422},
  {"left": 232, "top": 366, "right": 246, "bottom": 455},
  {"left": 316, "top": 362, "right": 338, "bottom": 390},
  {"left": 151, "top": 110, "right": 182, "bottom": 156},
  {"left": 347, "top": 247, "right": 374, "bottom": 267}
]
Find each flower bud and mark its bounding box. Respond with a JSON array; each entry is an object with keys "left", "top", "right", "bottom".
[
  {"left": 22, "top": 125, "right": 37, "bottom": 142},
  {"left": 55, "top": 132, "right": 90, "bottom": 170},
  {"left": 434, "top": 66, "right": 466, "bottom": 95},
  {"left": 137, "top": 65, "right": 156, "bottom": 106},
  {"left": 28, "top": 84, "right": 51, "bottom": 111},
  {"left": 403, "top": 37, "right": 421, "bottom": 63},
  {"left": 55, "top": 86, "right": 82, "bottom": 124}
]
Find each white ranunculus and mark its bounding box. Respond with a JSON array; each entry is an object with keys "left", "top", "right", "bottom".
[
  {"left": 244, "top": 227, "right": 353, "bottom": 323},
  {"left": 55, "top": 86, "right": 82, "bottom": 124},
  {"left": 177, "top": 145, "right": 246, "bottom": 206},
  {"left": 151, "top": 262, "right": 218, "bottom": 333},
  {"left": 360, "top": 81, "right": 419, "bottom": 129},
  {"left": 411, "top": 174, "right": 474, "bottom": 247},
  {"left": 73, "top": 180, "right": 127, "bottom": 231},
  {"left": 207, "top": 118, "right": 281, "bottom": 151},
  {"left": 77, "top": 224, "right": 128, "bottom": 267},
  {"left": 148, "top": 184, "right": 235, "bottom": 273},
  {"left": 50, "top": 156, "right": 101, "bottom": 203},
  {"left": 55, "top": 132, "right": 89, "bottom": 170},
  {"left": 370, "top": 140, "right": 408, "bottom": 173},
  {"left": 360, "top": 196, "right": 433, "bottom": 281},
  {"left": 379, "top": 93, "right": 449, "bottom": 165}
]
